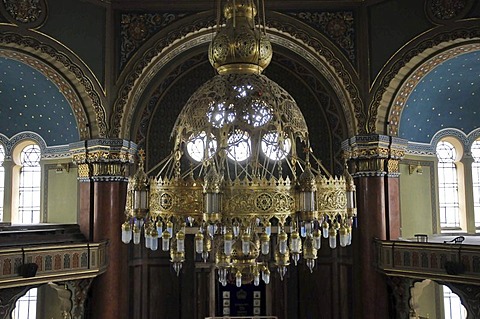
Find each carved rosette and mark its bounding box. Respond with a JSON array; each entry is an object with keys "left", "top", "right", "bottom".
[
  {"left": 289, "top": 11, "right": 356, "bottom": 64},
  {"left": 343, "top": 135, "right": 407, "bottom": 177},
  {"left": 0, "top": 0, "right": 47, "bottom": 28},
  {"left": 425, "top": 0, "right": 474, "bottom": 25},
  {"left": 70, "top": 139, "right": 136, "bottom": 182},
  {"left": 120, "top": 13, "right": 188, "bottom": 69}
]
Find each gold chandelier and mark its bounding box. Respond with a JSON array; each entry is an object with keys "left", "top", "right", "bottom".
[{"left": 122, "top": 0, "right": 356, "bottom": 287}]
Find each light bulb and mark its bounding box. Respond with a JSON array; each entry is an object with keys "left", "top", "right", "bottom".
[
  {"left": 133, "top": 225, "right": 141, "bottom": 245},
  {"left": 300, "top": 224, "right": 306, "bottom": 238},
  {"left": 339, "top": 226, "right": 348, "bottom": 247},
  {"left": 156, "top": 221, "right": 163, "bottom": 237},
  {"left": 235, "top": 271, "right": 242, "bottom": 287},
  {"left": 224, "top": 231, "right": 233, "bottom": 256},
  {"left": 254, "top": 274, "right": 260, "bottom": 286},
  {"left": 121, "top": 222, "right": 132, "bottom": 244},
  {"left": 290, "top": 231, "right": 300, "bottom": 253},
  {"left": 241, "top": 233, "right": 250, "bottom": 255},
  {"left": 176, "top": 231, "right": 185, "bottom": 252},
  {"left": 166, "top": 221, "right": 173, "bottom": 238},
  {"left": 322, "top": 221, "right": 329, "bottom": 238},
  {"left": 305, "top": 221, "right": 313, "bottom": 236},
  {"left": 162, "top": 230, "right": 170, "bottom": 251},
  {"left": 265, "top": 222, "right": 272, "bottom": 236},
  {"left": 150, "top": 228, "right": 159, "bottom": 251},
  {"left": 145, "top": 228, "right": 151, "bottom": 249},
  {"left": 263, "top": 268, "right": 270, "bottom": 284},
  {"left": 260, "top": 232, "right": 270, "bottom": 255},
  {"left": 233, "top": 222, "right": 240, "bottom": 237},
  {"left": 313, "top": 229, "right": 321, "bottom": 250},
  {"left": 279, "top": 231, "right": 288, "bottom": 254},
  {"left": 329, "top": 228, "right": 337, "bottom": 249},
  {"left": 195, "top": 232, "right": 204, "bottom": 254}
]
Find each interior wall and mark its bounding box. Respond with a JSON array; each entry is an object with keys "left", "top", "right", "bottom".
[
  {"left": 399, "top": 157, "right": 436, "bottom": 238},
  {"left": 46, "top": 166, "right": 78, "bottom": 224}
]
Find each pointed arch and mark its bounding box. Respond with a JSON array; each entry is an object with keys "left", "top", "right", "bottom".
[{"left": 111, "top": 11, "right": 360, "bottom": 140}]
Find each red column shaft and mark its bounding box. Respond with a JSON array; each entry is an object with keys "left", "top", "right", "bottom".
[
  {"left": 354, "top": 176, "right": 389, "bottom": 319},
  {"left": 86, "top": 181, "right": 129, "bottom": 319}
]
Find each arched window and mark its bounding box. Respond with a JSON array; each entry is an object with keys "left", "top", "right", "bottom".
[
  {"left": 472, "top": 141, "right": 480, "bottom": 228},
  {"left": 18, "top": 144, "right": 41, "bottom": 224},
  {"left": 442, "top": 285, "right": 466, "bottom": 319},
  {"left": 12, "top": 288, "right": 37, "bottom": 319},
  {"left": 436, "top": 141, "right": 460, "bottom": 228},
  {"left": 0, "top": 144, "right": 4, "bottom": 222}
]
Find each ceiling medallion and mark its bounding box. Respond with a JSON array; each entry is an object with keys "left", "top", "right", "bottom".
[
  {"left": 0, "top": 0, "right": 46, "bottom": 28},
  {"left": 122, "top": 0, "right": 357, "bottom": 287}
]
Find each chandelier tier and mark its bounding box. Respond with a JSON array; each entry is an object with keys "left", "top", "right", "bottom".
[{"left": 122, "top": 0, "right": 356, "bottom": 287}]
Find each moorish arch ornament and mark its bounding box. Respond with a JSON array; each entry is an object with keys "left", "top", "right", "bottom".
[
  {"left": 0, "top": 0, "right": 47, "bottom": 29},
  {"left": 111, "top": 11, "right": 359, "bottom": 140},
  {"left": 370, "top": 21, "right": 480, "bottom": 135},
  {"left": 0, "top": 25, "right": 108, "bottom": 138}
]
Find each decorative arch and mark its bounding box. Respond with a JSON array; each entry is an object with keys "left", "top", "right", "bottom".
[
  {"left": 0, "top": 132, "right": 47, "bottom": 160},
  {"left": 371, "top": 20, "right": 480, "bottom": 135},
  {"left": 111, "top": 11, "right": 360, "bottom": 140},
  {"left": 0, "top": 25, "right": 108, "bottom": 139}
]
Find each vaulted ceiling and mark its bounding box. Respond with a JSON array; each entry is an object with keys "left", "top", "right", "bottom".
[
  {"left": 399, "top": 50, "right": 480, "bottom": 143},
  {"left": 0, "top": 57, "right": 78, "bottom": 146}
]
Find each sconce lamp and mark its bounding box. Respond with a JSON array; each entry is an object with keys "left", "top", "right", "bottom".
[
  {"left": 56, "top": 163, "right": 70, "bottom": 174},
  {"left": 408, "top": 163, "right": 422, "bottom": 175}
]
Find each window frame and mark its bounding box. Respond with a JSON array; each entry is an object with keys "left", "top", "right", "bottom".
[{"left": 436, "top": 138, "right": 465, "bottom": 231}]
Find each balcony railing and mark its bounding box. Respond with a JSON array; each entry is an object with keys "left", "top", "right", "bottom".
[
  {"left": 375, "top": 238, "right": 480, "bottom": 285},
  {"left": 0, "top": 241, "right": 108, "bottom": 289}
]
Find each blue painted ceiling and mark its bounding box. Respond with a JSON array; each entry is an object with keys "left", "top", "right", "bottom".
[
  {"left": 399, "top": 50, "right": 480, "bottom": 143},
  {"left": 0, "top": 57, "right": 78, "bottom": 146}
]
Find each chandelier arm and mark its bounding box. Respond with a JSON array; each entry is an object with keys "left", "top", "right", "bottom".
[
  {"left": 309, "top": 152, "right": 333, "bottom": 178},
  {"left": 180, "top": 160, "right": 204, "bottom": 179},
  {"left": 148, "top": 152, "right": 174, "bottom": 177},
  {"left": 284, "top": 154, "right": 299, "bottom": 180}
]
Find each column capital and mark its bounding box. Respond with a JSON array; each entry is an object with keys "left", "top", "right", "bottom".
[
  {"left": 342, "top": 134, "right": 408, "bottom": 177},
  {"left": 70, "top": 139, "right": 137, "bottom": 182}
]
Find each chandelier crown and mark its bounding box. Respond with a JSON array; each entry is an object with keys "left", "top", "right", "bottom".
[{"left": 209, "top": 0, "right": 272, "bottom": 74}]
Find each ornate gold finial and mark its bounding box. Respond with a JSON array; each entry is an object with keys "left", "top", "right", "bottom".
[{"left": 209, "top": 0, "right": 273, "bottom": 74}]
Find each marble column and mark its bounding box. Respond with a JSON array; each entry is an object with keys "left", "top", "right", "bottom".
[
  {"left": 343, "top": 134, "right": 407, "bottom": 319},
  {"left": 71, "top": 139, "right": 136, "bottom": 319}
]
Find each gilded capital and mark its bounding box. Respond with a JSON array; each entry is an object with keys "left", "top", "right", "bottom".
[{"left": 70, "top": 139, "right": 136, "bottom": 182}]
